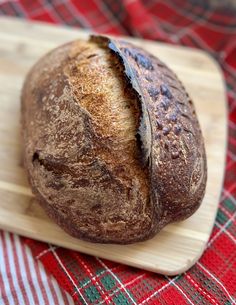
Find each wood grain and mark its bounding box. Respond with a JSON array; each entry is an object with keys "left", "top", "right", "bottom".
[{"left": 0, "top": 17, "right": 227, "bottom": 275}]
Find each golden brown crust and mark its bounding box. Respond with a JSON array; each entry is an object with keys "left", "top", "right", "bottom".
[{"left": 21, "top": 35, "right": 207, "bottom": 244}]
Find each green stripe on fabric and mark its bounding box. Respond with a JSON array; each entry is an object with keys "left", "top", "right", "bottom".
[
  {"left": 114, "top": 292, "right": 130, "bottom": 305},
  {"left": 216, "top": 209, "right": 228, "bottom": 225},
  {"left": 224, "top": 199, "right": 236, "bottom": 213},
  {"left": 85, "top": 286, "right": 100, "bottom": 303},
  {"left": 101, "top": 274, "right": 116, "bottom": 291}
]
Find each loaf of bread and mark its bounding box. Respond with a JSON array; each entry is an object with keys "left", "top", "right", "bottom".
[{"left": 21, "top": 35, "right": 207, "bottom": 244}]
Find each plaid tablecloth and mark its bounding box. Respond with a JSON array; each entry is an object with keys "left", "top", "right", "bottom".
[{"left": 0, "top": 1, "right": 236, "bottom": 304}]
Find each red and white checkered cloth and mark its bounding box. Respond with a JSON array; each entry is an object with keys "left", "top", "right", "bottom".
[{"left": 0, "top": 1, "right": 236, "bottom": 304}]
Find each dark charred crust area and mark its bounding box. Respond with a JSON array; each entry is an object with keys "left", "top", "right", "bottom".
[
  {"left": 148, "top": 86, "right": 160, "bottom": 99},
  {"left": 32, "top": 151, "right": 70, "bottom": 174},
  {"left": 123, "top": 48, "right": 154, "bottom": 70}
]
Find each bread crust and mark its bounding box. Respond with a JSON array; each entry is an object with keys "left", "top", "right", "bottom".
[{"left": 21, "top": 35, "right": 207, "bottom": 244}]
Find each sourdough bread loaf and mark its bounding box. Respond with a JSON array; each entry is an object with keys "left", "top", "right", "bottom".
[{"left": 21, "top": 35, "right": 207, "bottom": 244}]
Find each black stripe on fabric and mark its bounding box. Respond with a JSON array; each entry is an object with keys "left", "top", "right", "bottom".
[
  {"left": 49, "top": 0, "right": 85, "bottom": 27},
  {"left": 187, "top": 2, "right": 236, "bottom": 28},
  {"left": 99, "top": 0, "right": 128, "bottom": 34},
  {"left": 188, "top": 0, "right": 210, "bottom": 11},
  {"left": 8, "top": 1, "right": 26, "bottom": 18},
  {"left": 209, "top": 10, "right": 236, "bottom": 27},
  {"left": 185, "top": 33, "right": 216, "bottom": 59},
  {"left": 147, "top": 0, "right": 209, "bottom": 31},
  {"left": 166, "top": 0, "right": 236, "bottom": 28},
  {"left": 0, "top": 2, "right": 19, "bottom": 17},
  {"left": 103, "top": 0, "right": 125, "bottom": 20},
  {"left": 36, "top": 0, "right": 65, "bottom": 24}
]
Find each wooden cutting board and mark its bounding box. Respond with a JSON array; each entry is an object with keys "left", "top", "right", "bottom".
[{"left": 0, "top": 17, "right": 227, "bottom": 275}]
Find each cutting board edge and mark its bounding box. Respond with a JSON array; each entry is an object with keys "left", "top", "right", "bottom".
[{"left": 0, "top": 207, "right": 207, "bottom": 275}]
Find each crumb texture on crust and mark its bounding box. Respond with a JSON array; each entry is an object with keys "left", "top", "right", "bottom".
[{"left": 21, "top": 35, "right": 207, "bottom": 244}]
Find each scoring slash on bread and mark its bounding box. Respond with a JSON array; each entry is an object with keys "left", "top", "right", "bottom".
[{"left": 21, "top": 35, "right": 207, "bottom": 244}]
